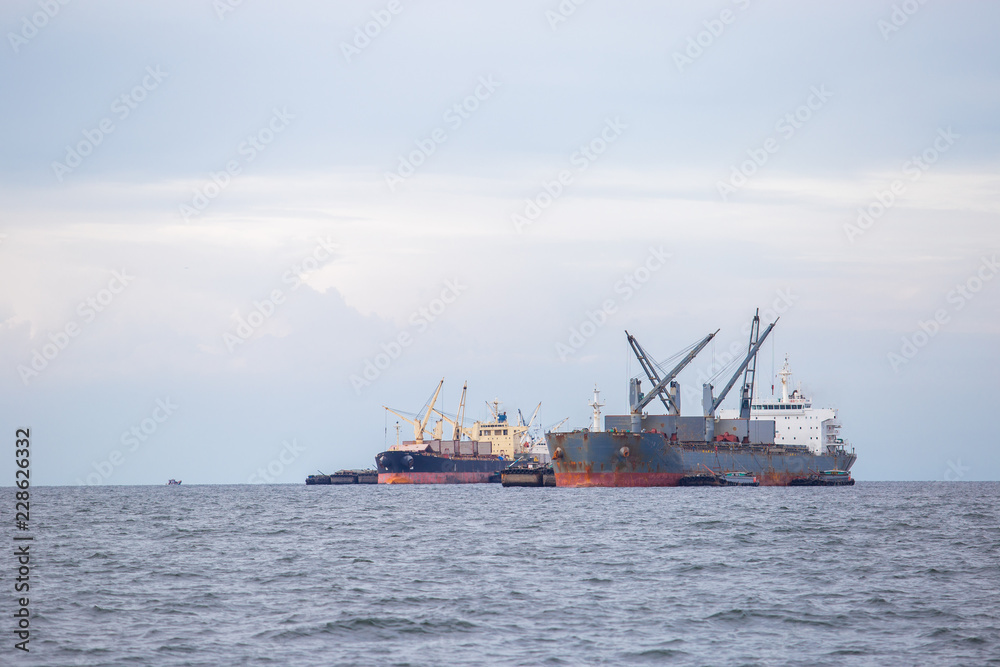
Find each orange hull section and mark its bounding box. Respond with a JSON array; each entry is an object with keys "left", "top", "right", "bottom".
[
  {"left": 555, "top": 472, "right": 685, "bottom": 487},
  {"left": 378, "top": 472, "right": 495, "bottom": 484},
  {"left": 555, "top": 470, "right": 818, "bottom": 487}
]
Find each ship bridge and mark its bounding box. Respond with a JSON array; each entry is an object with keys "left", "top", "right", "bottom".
[{"left": 718, "top": 356, "right": 845, "bottom": 455}]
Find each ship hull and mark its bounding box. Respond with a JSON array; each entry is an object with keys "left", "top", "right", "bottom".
[
  {"left": 375, "top": 449, "right": 510, "bottom": 484},
  {"left": 548, "top": 432, "right": 856, "bottom": 487}
]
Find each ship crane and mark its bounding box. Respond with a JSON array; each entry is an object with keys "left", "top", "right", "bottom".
[
  {"left": 626, "top": 329, "right": 719, "bottom": 418},
  {"left": 517, "top": 402, "right": 542, "bottom": 450},
  {"left": 454, "top": 381, "right": 468, "bottom": 441},
  {"left": 702, "top": 312, "right": 778, "bottom": 440},
  {"left": 431, "top": 409, "right": 478, "bottom": 441},
  {"left": 383, "top": 378, "right": 444, "bottom": 445},
  {"left": 430, "top": 381, "right": 477, "bottom": 441},
  {"left": 516, "top": 415, "right": 568, "bottom": 464},
  {"left": 533, "top": 416, "right": 570, "bottom": 446},
  {"left": 625, "top": 331, "right": 674, "bottom": 413},
  {"left": 739, "top": 310, "right": 762, "bottom": 420},
  {"left": 549, "top": 417, "right": 570, "bottom": 432}
]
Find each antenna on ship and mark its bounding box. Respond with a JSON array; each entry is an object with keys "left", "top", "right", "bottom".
[
  {"left": 770, "top": 330, "right": 776, "bottom": 397},
  {"left": 589, "top": 385, "right": 605, "bottom": 432},
  {"left": 487, "top": 398, "right": 501, "bottom": 421},
  {"left": 778, "top": 354, "right": 791, "bottom": 403}
]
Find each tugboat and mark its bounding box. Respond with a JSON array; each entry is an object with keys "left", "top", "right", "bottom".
[
  {"left": 677, "top": 473, "right": 726, "bottom": 486},
  {"left": 788, "top": 470, "right": 855, "bottom": 486},
  {"left": 677, "top": 470, "right": 759, "bottom": 487},
  {"left": 722, "top": 471, "right": 760, "bottom": 486}
]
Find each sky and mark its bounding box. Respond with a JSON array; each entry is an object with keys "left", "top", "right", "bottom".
[{"left": 1, "top": 0, "right": 998, "bottom": 485}]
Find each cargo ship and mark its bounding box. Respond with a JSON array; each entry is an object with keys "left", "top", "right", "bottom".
[
  {"left": 375, "top": 380, "right": 528, "bottom": 483},
  {"left": 547, "top": 311, "right": 856, "bottom": 487}
]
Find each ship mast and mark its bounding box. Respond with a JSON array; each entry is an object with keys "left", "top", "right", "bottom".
[
  {"left": 589, "top": 385, "right": 604, "bottom": 432},
  {"left": 778, "top": 355, "right": 792, "bottom": 402}
]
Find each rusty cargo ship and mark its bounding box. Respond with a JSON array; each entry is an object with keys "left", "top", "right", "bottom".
[{"left": 547, "top": 311, "right": 856, "bottom": 487}]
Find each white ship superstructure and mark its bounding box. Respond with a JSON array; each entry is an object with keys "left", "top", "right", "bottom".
[
  {"left": 719, "top": 356, "right": 846, "bottom": 455},
  {"left": 466, "top": 399, "right": 526, "bottom": 458}
]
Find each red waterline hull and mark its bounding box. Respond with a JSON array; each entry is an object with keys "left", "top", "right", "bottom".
[
  {"left": 379, "top": 472, "right": 496, "bottom": 484},
  {"left": 555, "top": 471, "right": 685, "bottom": 487},
  {"left": 554, "top": 470, "right": 810, "bottom": 487}
]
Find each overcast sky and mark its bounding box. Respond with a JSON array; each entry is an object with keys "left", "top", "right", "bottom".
[{"left": 1, "top": 0, "right": 998, "bottom": 484}]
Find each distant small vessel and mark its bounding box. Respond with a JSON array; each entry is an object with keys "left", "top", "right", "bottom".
[{"left": 166, "top": 479, "right": 182, "bottom": 485}]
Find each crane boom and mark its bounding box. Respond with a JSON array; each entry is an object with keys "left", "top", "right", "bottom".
[
  {"left": 383, "top": 378, "right": 445, "bottom": 444},
  {"left": 740, "top": 311, "right": 761, "bottom": 420},
  {"left": 626, "top": 331, "right": 673, "bottom": 412},
  {"left": 633, "top": 329, "right": 719, "bottom": 413},
  {"left": 704, "top": 319, "right": 778, "bottom": 416},
  {"left": 416, "top": 379, "right": 445, "bottom": 441},
  {"left": 432, "top": 409, "right": 478, "bottom": 441},
  {"left": 453, "top": 381, "right": 467, "bottom": 440},
  {"left": 383, "top": 407, "right": 430, "bottom": 441},
  {"left": 519, "top": 402, "right": 543, "bottom": 448},
  {"left": 548, "top": 417, "right": 570, "bottom": 432}
]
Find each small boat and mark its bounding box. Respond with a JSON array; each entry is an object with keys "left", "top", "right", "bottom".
[
  {"left": 722, "top": 471, "right": 760, "bottom": 486},
  {"left": 500, "top": 462, "right": 553, "bottom": 487},
  {"left": 789, "top": 470, "right": 854, "bottom": 486},
  {"left": 678, "top": 473, "right": 726, "bottom": 486},
  {"left": 166, "top": 479, "right": 182, "bottom": 485}
]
